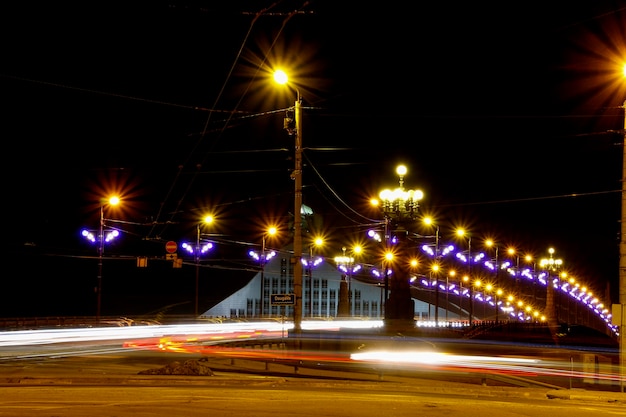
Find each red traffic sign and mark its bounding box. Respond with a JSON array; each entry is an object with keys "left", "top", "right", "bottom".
[{"left": 165, "top": 241, "right": 177, "bottom": 253}]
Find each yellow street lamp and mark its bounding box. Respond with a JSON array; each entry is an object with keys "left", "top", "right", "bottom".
[
  {"left": 447, "top": 269, "right": 456, "bottom": 322},
  {"left": 382, "top": 250, "right": 394, "bottom": 316},
  {"left": 495, "top": 288, "right": 503, "bottom": 323},
  {"left": 484, "top": 283, "right": 493, "bottom": 320},
  {"left": 461, "top": 274, "right": 469, "bottom": 323},
  {"left": 97, "top": 196, "right": 120, "bottom": 324},
  {"left": 194, "top": 215, "right": 214, "bottom": 317},
  {"left": 618, "top": 70, "right": 626, "bottom": 390},
  {"left": 456, "top": 228, "right": 473, "bottom": 324},
  {"left": 507, "top": 247, "right": 526, "bottom": 298},
  {"left": 376, "top": 165, "right": 424, "bottom": 330},
  {"left": 274, "top": 69, "right": 304, "bottom": 333},
  {"left": 334, "top": 247, "right": 356, "bottom": 317},
  {"left": 260, "top": 226, "right": 278, "bottom": 317},
  {"left": 423, "top": 216, "right": 441, "bottom": 322},
  {"left": 539, "top": 247, "right": 563, "bottom": 331},
  {"left": 485, "top": 239, "right": 499, "bottom": 287},
  {"left": 307, "top": 236, "right": 324, "bottom": 317},
  {"left": 423, "top": 216, "right": 440, "bottom": 258},
  {"left": 431, "top": 263, "right": 441, "bottom": 323}
]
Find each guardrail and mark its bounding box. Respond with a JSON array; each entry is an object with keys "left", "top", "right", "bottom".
[{"left": 0, "top": 316, "right": 161, "bottom": 330}]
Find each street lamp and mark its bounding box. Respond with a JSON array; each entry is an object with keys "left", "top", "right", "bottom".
[
  {"left": 461, "top": 274, "right": 469, "bottom": 323},
  {"left": 249, "top": 226, "right": 278, "bottom": 318},
  {"left": 274, "top": 69, "right": 304, "bottom": 333},
  {"left": 334, "top": 248, "right": 355, "bottom": 317},
  {"left": 307, "top": 236, "right": 324, "bottom": 317},
  {"left": 423, "top": 217, "right": 440, "bottom": 322},
  {"left": 618, "top": 93, "right": 626, "bottom": 392},
  {"left": 376, "top": 164, "right": 424, "bottom": 330},
  {"left": 181, "top": 215, "right": 214, "bottom": 317},
  {"left": 423, "top": 217, "right": 440, "bottom": 258},
  {"left": 495, "top": 288, "right": 503, "bottom": 323},
  {"left": 474, "top": 280, "right": 483, "bottom": 320},
  {"left": 83, "top": 196, "right": 120, "bottom": 324},
  {"left": 485, "top": 239, "right": 499, "bottom": 287},
  {"left": 431, "top": 263, "right": 441, "bottom": 323},
  {"left": 447, "top": 269, "right": 457, "bottom": 322},
  {"left": 382, "top": 250, "right": 393, "bottom": 316},
  {"left": 507, "top": 247, "right": 521, "bottom": 297},
  {"left": 456, "top": 229, "right": 472, "bottom": 324},
  {"left": 539, "top": 247, "right": 563, "bottom": 332}
]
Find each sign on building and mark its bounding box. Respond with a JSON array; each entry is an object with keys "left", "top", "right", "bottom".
[{"left": 270, "top": 293, "right": 295, "bottom": 305}]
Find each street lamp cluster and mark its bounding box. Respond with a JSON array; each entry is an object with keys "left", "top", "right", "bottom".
[
  {"left": 181, "top": 215, "right": 216, "bottom": 317},
  {"left": 373, "top": 165, "right": 424, "bottom": 331},
  {"left": 249, "top": 226, "right": 278, "bottom": 317},
  {"left": 366, "top": 180, "right": 555, "bottom": 327},
  {"left": 364, "top": 209, "right": 616, "bottom": 332},
  {"left": 78, "top": 68, "right": 623, "bottom": 353},
  {"left": 539, "top": 247, "right": 563, "bottom": 330},
  {"left": 81, "top": 196, "right": 120, "bottom": 324}
]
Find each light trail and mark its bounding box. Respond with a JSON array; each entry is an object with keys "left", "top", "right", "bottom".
[{"left": 0, "top": 320, "right": 382, "bottom": 347}]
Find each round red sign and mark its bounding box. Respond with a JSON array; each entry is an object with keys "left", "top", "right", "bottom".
[{"left": 165, "top": 241, "right": 177, "bottom": 253}]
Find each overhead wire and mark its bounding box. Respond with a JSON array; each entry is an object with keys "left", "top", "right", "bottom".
[
  {"left": 304, "top": 151, "right": 380, "bottom": 225},
  {"left": 145, "top": 4, "right": 277, "bottom": 239},
  {"left": 148, "top": 1, "right": 308, "bottom": 239}
]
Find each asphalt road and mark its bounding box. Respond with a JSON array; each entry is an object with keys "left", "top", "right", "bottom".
[{"left": 0, "top": 349, "right": 625, "bottom": 417}]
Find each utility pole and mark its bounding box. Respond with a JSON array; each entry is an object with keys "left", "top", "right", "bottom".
[{"left": 618, "top": 99, "right": 626, "bottom": 392}]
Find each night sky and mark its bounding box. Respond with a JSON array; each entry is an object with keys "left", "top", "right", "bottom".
[{"left": 2, "top": 1, "right": 626, "bottom": 318}]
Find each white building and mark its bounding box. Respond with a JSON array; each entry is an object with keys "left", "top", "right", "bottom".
[{"left": 201, "top": 245, "right": 450, "bottom": 321}]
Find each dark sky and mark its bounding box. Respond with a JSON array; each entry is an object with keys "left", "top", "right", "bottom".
[{"left": 2, "top": 1, "right": 626, "bottom": 317}]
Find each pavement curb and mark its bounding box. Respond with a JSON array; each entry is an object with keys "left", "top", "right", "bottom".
[{"left": 545, "top": 389, "right": 626, "bottom": 403}]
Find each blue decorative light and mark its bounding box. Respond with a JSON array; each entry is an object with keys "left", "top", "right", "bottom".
[
  {"left": 182, "top": 241, "right": 214, "bottom": 255},
  {"left": 81, "top": 229, "right": 120, "bottom": 244}
]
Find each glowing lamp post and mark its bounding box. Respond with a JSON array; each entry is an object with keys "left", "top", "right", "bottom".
[
  {"left": 618, "top": 75, "right": 626, "bottom": 390},
  {"left": 539, "top": 248, "right": 563, "bottom": 332},
  {"left": 181, "top": 215, "right": 214, "bottom": 317},
  {"left": 248, "top": 226, "right": 278, "bottom": 317},
  {"left": 376, "top": 165, "right": 424, "bottom": 330},
  {"left": 456, "top": 229, "right": 472, "bottom": 324},
  {"left": 274, "top": 69, "right": 304, "bottom": 333},
  {"left": 334, "top": 246, "right": 361, "bottom": 318},
  {"left": 306, "top": 237, "right": 324, "bottom": 317},
  {"left": 81, "top": 196, "right": 120, "bottom": 324}
]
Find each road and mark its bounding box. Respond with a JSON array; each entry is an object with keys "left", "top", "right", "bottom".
[
  {"left": 2, "top": 382, "right": 623, "bottom": 417},
  {"left": 0, "top": 324, "right": 624, "bottom": 416},
  {"left": 1, "top": 346, "right": 625, "bottom": 417}
]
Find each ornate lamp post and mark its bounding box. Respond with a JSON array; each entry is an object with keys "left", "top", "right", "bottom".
[
  {"left": 274, "top": 69, "right": 304, "bottom": 333},
  {"left": 539, "top": 248, "right": 563, "bottom": 333},
  {"left": 376, "top": 165, "right": 424, "bottom": 331},
  {"left": 334, "top": 248, "right": 354, "bottom": 317}
]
